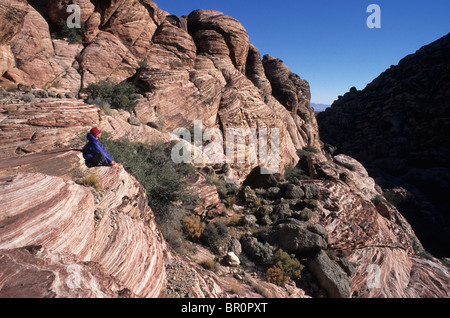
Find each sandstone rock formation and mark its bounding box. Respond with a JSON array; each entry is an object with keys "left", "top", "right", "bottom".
[
  {"left": 0, "top": 93, "right": 171, "bottom": 160},
  {"left": 0, "top": 149, "right": 236, "bottom": 298},
  {"left": 0, "top": 152, "right": 166, "bottom": 297},
  {"left": 1, "top": 0, "right": 322, "bottom": 174},
  {"left": 316, "top": 32, "right": 450, "bottom": 257},
  {"left": 0, "top": 0, "right": 448, "bottom": 300}
]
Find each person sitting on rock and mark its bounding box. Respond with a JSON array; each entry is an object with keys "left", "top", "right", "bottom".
[{"left": 82, "top": 127, "right": 116, "bottom": 167}]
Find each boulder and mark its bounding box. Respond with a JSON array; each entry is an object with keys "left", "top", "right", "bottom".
[
  {"left": 273, "top": 203, "right": 292, "bottom": 220},
  {"left": 238, "top": 186, "right": 258, "bottom": 205},
  {"left": 306, "top": 250, "right": 351, "bottom": 298},
  {"left": 187, "top": 9, "right": 250, "bottom": 73},
  {"left": 78, "top": 31, "right": 139, "bottom": 89},
  {"left": 261, "top": 219, "right": 327, "bottom": 255},
  {"left": 284, "top": 183, "right": 304, "bottom": 199},
  {"left": 242, "top": 166, "right": 283, "bottom": 189},
  {"left": 224, "top": 251, "right": 240, "bottom": 267},
  {"left": 242, "top": 214, "right": 257, "bottom": 227}
]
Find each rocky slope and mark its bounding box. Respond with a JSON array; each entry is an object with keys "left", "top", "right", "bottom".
[
  {"left": 236, "top": 152, "right": 449, "bottom": 298},
  {"left": 0, "top": 0, "right": 449, "bottom": 299},
  {"left": 316, "top": 33, "right": 450, "bottom": 257}
]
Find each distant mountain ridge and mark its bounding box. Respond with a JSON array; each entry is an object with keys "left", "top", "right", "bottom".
[{"left": 311, "top": 103, "right": 330, "bottom": 112}]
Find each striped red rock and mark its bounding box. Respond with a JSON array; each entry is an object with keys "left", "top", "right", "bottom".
[
  {"left": 303, "top": 154, "right": 450, "bottom": 298},
  {"left": 0, "top": 151, "right": 167, "bottom": 297},
  {"left": 0, "top": 246, "right": 129, "bottom": 298},
  {"left": 0, "top": 150, "right": 232, "bottom": 298}
]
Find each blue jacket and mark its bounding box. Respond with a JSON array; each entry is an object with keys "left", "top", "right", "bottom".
[{"left": 82, "top": 133, "right": 114, "bottom": 164}]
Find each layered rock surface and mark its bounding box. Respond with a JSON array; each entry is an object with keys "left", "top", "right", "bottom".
[
  {"left": 0, "top": 0, "right": 448, "bottom": 299},
  {"left": 1, "top": 0, "right": 322, "bottom": 174},
  {"left": 239, "top": 153, "right": 450, "bottom": 298},
  {"left": 316, "top": 32, "right": 450, "bottom": 257},
  {"left": 0, "top": 151, "right": 165, "bottom": 297},
  {"left": 0, "top": 150, "right": 235, "bottom": 298}
]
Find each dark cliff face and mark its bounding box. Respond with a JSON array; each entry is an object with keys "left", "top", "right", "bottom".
[{"left": 316, "top": 32, "right": 450, "bottom": 257}]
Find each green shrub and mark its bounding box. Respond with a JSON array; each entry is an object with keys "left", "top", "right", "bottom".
[
  {"left": 157, "top": 205, "right": 188, "bottom": 253},
  {"left": 303, "top": 145, "right": 319, "bottom": 153},
  {"left": 201, "top": 221, "right": 229, "bottom": 254},
  {"left": 266, "top": 249, "right": 303, "bottom": 286},
  {"left": 245, "top": 238, "right": 275, "bottom": 266},
  {"left": 284, "top": 165, "right": 310, "bottom": 181},
  {"left": 372, "top": 192, "right": 406, "bottom": 208},
  {"left": 337, "top": 161, "right": 356, "bottom": 172},
  {"left": 383, "top": 191, "right": 406, "bottom": 208},
  {"left": 59, "top": 20, "right": 85, "bottom": 44},
  {"left": 100, "top": 134, "right": 198, "bottom": 250},
  {"left": 297, "top": 145, "right": 318, "bottom": 159},
  {"left": 372, "top": 195, "right": 385, "bottom": 206},
  {"left": 138, "top": 60, "right": 148, "bottom": 67},
  {"left": 204, "top": 173, "right": 238, "bottom": 199},
  {"left": 85, "top": 80, "right": 139, "bottom": 112}
]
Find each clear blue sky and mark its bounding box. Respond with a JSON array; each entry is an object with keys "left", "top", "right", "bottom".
[{"left": 158, "top": 0, "right": 450, "bottom": 105}]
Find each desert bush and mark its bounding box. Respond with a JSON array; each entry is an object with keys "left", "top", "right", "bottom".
[
  {"left": 383, "top": 191, "right": 406, "bottom": 208},
  {"left": 138, "top": 60, "right": 148, "bottom": 67},
  {"left": 6, "top": 105, "right": 18, "bottom": 114},
  {"left": 182, "top": 214, "right": 206, "bottom": 240},
  {"left": 86, "top": 96, "right": 113, "bottom": 115},
  {"left": 297, "top": 145, "right": 318, "bottom": 159},
  {"left": 227, "top": 213, "right": 242, "bottom": 227},
  {"left": 102, "top": 136, "right": 197, "bottom": 209},
  {"left": 204, "top": 173, "right": 238, "bottom": 199},
  {"left": 201, "top": 221, "right": 229, "bottom": 254},
  {"left": 241, "top": 236, "right": 275, "bottom": 266},
  {"left": 22, "top": 92, "right": 35, "bottom": 103},
  {"left": 266, "top": 266, "right": 288, "bottom": 286},
  {"left": 226, "top": 196, "right": 236, "bottom": 209},
  {"left": 372, "top": 194, "right": 385, "bottom": 206},
  {"left": 284, "top": 164, "right": 310, "bottom": 181},
  {"left": 73, "top": 171, "right": 101, "bottom": 192},
  {"left": 85, "top": 80, "right": 139, "bottom": 112},
  {"left": 265, "top": 249, "right": 303, "bottom": 286},
  {"left": 199, "top": 258, "right": 219, "bottom": 272},
  {"left": 338, "top": 162, "right": 356, "bottom": 172},
  {"left": 157, "top": 205, "right": 188, "bottom": 253},
  {"left": 100, "top": 134, "right": 198, "bottom": 251},
  {"left": 59, "top": 20, "right": 85, "bottom": 44}
]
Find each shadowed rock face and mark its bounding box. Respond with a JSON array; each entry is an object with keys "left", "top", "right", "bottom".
[
  {"left": 316, "top": 32, "right": 450, "bottom": 257},
  {"left": 295, "top": 154, "right": 450, "bottom": 298},
  {"left": 238, "top": 152, "right": 450, "bottom": 298}
]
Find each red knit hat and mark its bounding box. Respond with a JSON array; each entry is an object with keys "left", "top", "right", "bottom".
[{"left": 90, "top": 127, "right": 100, "bottom": 136}]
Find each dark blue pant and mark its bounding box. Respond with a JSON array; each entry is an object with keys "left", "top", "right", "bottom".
[{"left": 86, "top": 153, "right": 108, "bottom": 167}]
